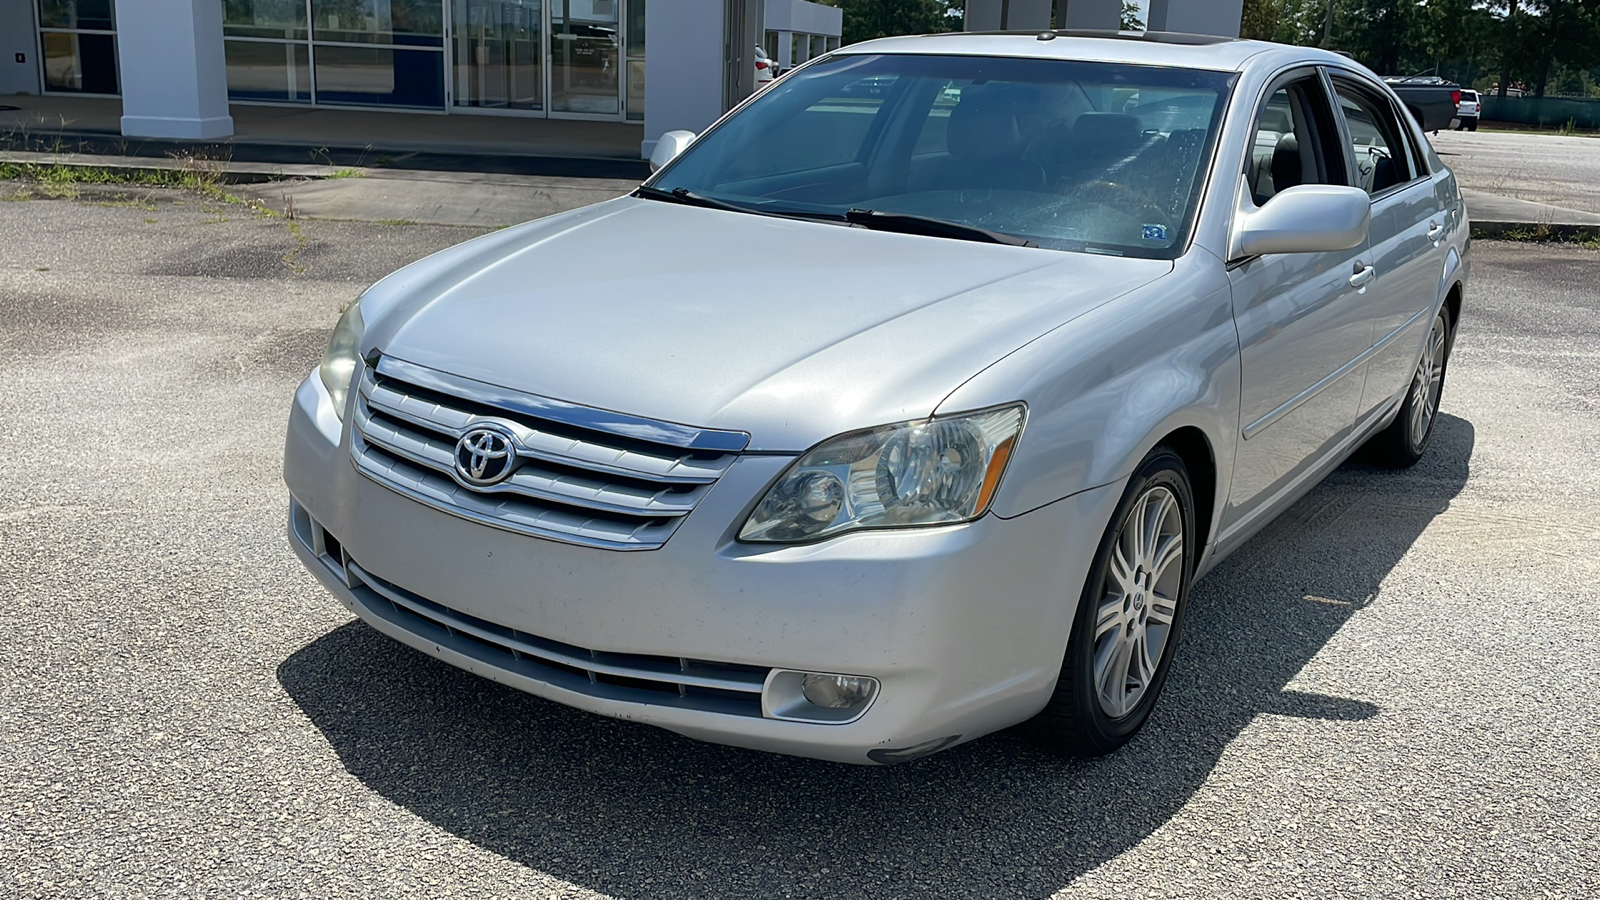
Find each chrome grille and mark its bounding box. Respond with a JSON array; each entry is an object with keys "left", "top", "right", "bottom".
[{"left": 349, "top": 356, "right": 748, "bottom": 550}]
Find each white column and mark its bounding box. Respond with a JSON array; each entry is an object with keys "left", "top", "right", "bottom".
[
  {"left": 643, "top": 0, "right": 726, "bottom": 158},
  {"left": 116, "top": 0, "right": 233, "bottom": 139},
  {"left": 964, "top": 0, "right": 1054, "bottom": 31},
  {"left": 1060, "top": 0, "right": 1123, "bottom": 30},
  {"left": 0, "top": 0, "right": 41, "bottom": 95},
  {"left": 1146, "top": 0, "right": 1244, "bottom": 37}
]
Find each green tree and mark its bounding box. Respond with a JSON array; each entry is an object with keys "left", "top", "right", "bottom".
[
  {"left": 1121, "top": 1, "right": 1145, "bottom": 31},
  {"left": 815, "top": 0, "right": 958, "bottom": 46}
]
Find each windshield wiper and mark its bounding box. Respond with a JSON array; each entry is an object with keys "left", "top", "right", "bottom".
[
  {"left": 634, "top": 185, "right": 848, "bottom": 222},
  {"left": 843, "top": 208, "right": 1037, "bottom": 247},
  {"left": 634, "top": 185, "right": 755, "bottom": 214}
]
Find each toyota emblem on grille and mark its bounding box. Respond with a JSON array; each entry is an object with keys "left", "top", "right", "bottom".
[{"left": 454, "top": 426, "right": 516, "bottom": 487}]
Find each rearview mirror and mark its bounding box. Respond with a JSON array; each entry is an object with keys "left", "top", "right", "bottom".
[
  {"left": 1233, "top": 184, "right": 1371, "bottom": 258},
  {"left": 648, "top": 130, "right": 697, "bottom": 172}
]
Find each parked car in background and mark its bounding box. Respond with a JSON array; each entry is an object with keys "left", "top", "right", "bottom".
[
  {"left": 755, "top": 45, "right": 777, "bottom": 86},
  {"left": 1383, "top": 75, "right": 1461, "bottom": 133},
  {"left": 1455, "top": 89, "right": 1480, "bottom": 131},
  {"left": 287, "top": 32, "right": 1470, "bottom": 766}
]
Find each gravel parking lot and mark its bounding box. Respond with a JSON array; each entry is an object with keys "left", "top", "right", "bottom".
[{"left": 2, "top": 192, "right": 1598, "bottom": 899}]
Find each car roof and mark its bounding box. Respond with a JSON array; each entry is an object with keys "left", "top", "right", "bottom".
[{"left": 838, "top": 30, "right": 1353, "bottom": 75}]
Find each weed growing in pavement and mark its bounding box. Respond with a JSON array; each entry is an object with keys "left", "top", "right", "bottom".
[{"left": 327, "top": 168, "right": 364, "bottom": 179}]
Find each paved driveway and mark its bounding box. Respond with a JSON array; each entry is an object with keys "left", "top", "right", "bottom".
[
  {"left": 2, "top": 194, "right": 1597, "bottom": 898},
  {"left": 1432, "top": 129, "right": 1600, "bottom": 214}
]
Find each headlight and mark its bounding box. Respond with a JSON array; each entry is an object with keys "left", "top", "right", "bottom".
[
  {"left": 739, "top": 405, "right": 1025, "bottom": 543},
  {"left": 318, "top": 302, "right": 365, "bottom": 420}
]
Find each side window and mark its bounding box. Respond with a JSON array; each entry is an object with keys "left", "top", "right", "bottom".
[
  {"left": 1247, "top": 77, "right": 1343, "bottom": 208},
  {"left": 1332, "top": 81, "right": 1416, "bottom": 195}
]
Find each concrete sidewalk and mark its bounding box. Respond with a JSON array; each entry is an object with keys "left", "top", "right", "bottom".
[{"left": 1, "top": 95, "right": 649, "bottom": 180}]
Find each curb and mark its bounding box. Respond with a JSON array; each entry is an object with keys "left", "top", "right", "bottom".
[
  {"left": 0, "top": 151, "right": 352, "bottom": 184},
  {"left": 1470, "top": 221, "right": 1600, "bottom": 241}
]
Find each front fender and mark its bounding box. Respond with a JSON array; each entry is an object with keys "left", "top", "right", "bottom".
[{"left": 937, "top": 253, "right": 1239, "bottom": 539}]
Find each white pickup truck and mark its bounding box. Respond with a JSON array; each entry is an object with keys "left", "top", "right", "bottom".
[{"left": 1455, "top": 89, "right": 1481, "bottom": 131}]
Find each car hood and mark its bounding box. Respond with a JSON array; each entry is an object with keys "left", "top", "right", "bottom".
[{"left": 362, "top": 197, "right": 1172, "bottom": 451}]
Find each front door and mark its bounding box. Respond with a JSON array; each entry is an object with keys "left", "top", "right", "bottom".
[
  {"left": 549, "top": 0, "right": 621, "bottom": 115},
  {"left": 451, "top": 0, "right": 544, "bottom": 111},
  {"left": 1223, "top": 72, "right": 1376, "bottom": 532},
  {"left": 449, "top": 0, "right": 629, "bottom": 119}
]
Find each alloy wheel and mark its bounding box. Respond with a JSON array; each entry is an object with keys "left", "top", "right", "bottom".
[
  {"left": 1092, "top": 485, "right": 1185, "bottom": 719},
  {"left": 1408, "top": 311, "right": 1449, "bottom": 450}
]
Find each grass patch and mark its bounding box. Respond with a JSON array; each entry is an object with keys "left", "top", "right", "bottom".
[
  {"left": 327, "top": 167, "right": 364, "bottom": 179},
  {"left": 374, "top": 218, "right": 419, "bottom": 226}
]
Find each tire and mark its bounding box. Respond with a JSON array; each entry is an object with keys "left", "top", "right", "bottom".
[
  {"left": 1365, "top": 304, "right": 1454, "bottom": 468},
  {"left": 1467, "top": 120, "right": 1479, "bottom": 132},
  {"left": 1027, "top": 447, "right": 1196, "bottom": 757}
]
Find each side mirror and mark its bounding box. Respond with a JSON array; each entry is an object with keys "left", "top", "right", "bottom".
[
  {"left": 1233, "top": 184, "right": 1371, "bottom": 258},
  {"left": 648, "top": 130, "right": 697, "bottom": 172}
]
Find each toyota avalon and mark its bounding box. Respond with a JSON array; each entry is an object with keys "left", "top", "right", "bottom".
[{"left": 284, "top": 31, "right": 1469, "bottom": 764}]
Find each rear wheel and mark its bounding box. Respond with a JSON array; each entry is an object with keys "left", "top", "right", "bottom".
[
  {"left": 1365, "top": 305, "right": 1454, "bottom": 468},
  {"left": 1028, "top": 447, "right": 1195, "bottom": 757}
]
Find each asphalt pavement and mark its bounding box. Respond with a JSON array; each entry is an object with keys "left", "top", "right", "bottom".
[{"left": 2, "top": 190, "right": 1598, "bottom": 899}]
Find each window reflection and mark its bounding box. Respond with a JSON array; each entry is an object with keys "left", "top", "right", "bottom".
[
  {"left": 36, "top": 0, "right": 114, "bottom": 32},
  {"left": 310, "top": 0, "right": 444, "bottom": 46},
  {"left": 223, "top": 0, "right": 309, "bottom": 40}
]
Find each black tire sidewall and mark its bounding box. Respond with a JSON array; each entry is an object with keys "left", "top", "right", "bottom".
[{"left": 1062, "top": 449, "right": 1197, "bottom": 750}]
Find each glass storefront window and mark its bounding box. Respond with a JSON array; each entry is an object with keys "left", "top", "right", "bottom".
[
  {"left": 40, "top": 31, "right": 117, "bottom": 93},
  {"left": 314, "top": 44, "right": 446, "bottom": 106},
  {"left": 225, "top": 39, "right": 312, "bottom": 102},
  {"left": 223, "top": 0, "right": 310, "bottom": 41},
  {"left": 310, "top": 0, "right": 445, "bottom": 46},
  {"left": 37, "top": 0, "right": 114, "bottom": 31},
  {"left": 37, "top": 0, "right": 117, "bottom": 94}
]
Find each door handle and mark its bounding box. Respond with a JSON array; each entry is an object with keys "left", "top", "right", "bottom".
[
  {"left": 1349, "top": 263, "right": 1376, "bottom": 288},
  {"left": 1427, "top": 219, "right": 1446, "bottom": 241}
]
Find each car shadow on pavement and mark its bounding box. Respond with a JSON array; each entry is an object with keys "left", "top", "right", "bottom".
[{"left": 277, "top": 414, "right": 1474, "bottom": 899}]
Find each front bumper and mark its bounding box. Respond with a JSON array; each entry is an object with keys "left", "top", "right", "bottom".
[{"left": 284, "top": 371, "right": 1120, "bottom": 764}]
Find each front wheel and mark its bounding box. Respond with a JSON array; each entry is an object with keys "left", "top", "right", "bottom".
[{"left": 1027, "top": 447, "right": 1196, "bottom": 757}]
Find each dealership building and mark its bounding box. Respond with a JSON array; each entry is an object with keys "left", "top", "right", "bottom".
[
  {"left": 0, "top": 0, "right": 842, "bottom": 157},
  {"left": 0, "top": 1, "right": 1243, "bottom": 159}
]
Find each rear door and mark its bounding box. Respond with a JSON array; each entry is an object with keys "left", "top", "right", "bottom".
[
  {"left": 1327, "top": 70, "right": 1449, "bottom": 420},
  {"left": 1224, "top": 70, "right": 1375, "bottom": 530}
]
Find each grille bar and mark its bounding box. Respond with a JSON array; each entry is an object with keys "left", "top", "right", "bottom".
[
  {"left": 361, "top": 376, "right": 731, "bottom": 485},
  {"left": 357, "top": 402, "right": 700, "bottom": 518},
  {"left": 342, "top": 557, "right": 769, "bottom": 716},
  {"left": 348, "top": 356, "right": 747, "bottom": 551}
]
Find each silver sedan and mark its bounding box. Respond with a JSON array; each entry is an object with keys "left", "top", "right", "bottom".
[{"left": 284, "top": 31, "right": 1468, "bottom": 764}]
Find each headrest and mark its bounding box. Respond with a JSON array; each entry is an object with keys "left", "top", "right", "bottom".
[
  {"left": 948, "top": 92, "right": 1025, "bottom": 161},
  {"left": 1260, "top": 107, "right": 1293, "bottom": 134},
  {"left": 1073, "top": 113, "right": 1142, "bottom": 149}
]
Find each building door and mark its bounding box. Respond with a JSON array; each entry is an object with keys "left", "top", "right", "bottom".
[
  {"left": 35, "top": 0, "right": 119, "bottom": 95},
  {"left": 549, "top": 0, "right": 619, "bottom": 116},
  {"left": 451, "top": 0, "right": 543, "bottom": 111}
]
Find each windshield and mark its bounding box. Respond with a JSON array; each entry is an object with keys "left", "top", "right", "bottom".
[{"left": 648, "top": 54, "right": 1235, "bottom": 258}]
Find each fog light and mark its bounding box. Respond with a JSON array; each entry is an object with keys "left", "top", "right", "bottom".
[{"left": 801, "top": 673, "right": 876, "bottom": 709}]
